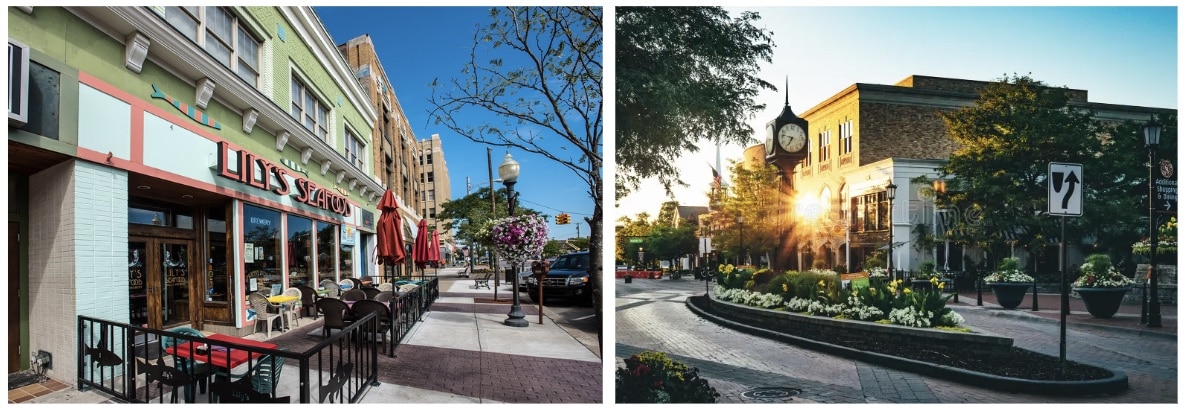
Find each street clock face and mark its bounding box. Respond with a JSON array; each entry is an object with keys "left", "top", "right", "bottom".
[
  {"left": 778, "top": 124, "right": 806, "bottom": 153},
  {"left": 765, "top": 123, "right": 776, "bottom": 156}
]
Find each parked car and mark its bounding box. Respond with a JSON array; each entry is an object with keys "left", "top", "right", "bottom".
[{"left": 525, "top": 252, "right": 592, "bottom": 305}]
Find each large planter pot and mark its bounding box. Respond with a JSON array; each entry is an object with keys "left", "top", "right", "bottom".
[
  {"left": 988, "top": 282, "right": 1032, "bottom": 310},
  {"left": 1073, "top": 287, "right": 1129, "bottom": 318}
]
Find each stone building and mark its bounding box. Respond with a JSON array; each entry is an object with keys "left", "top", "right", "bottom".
[
  {"left": 336, "top": 34, "right": 425, "bottom": 273},
  {"left": 419, "top": 133, "right": 454, "bottom": 262},
  {"left": 760, "top": 75, "right": 1173, "bottom": 276}
]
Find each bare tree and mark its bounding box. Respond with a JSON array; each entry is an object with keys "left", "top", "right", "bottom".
[{"left": 429, "top": 6, "right": 603, "bottom": 353}]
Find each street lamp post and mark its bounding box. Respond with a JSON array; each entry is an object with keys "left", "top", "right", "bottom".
[
  {"left": 737, "top": 215, "right": 744, "bottom": 266},
  {"left": 1144, "top": 116, "right": 1163, "bottom": 328},
  {"left": 499, "top": 153, "right": 528, "bottom": 328},
  {"left": 886, "top": 181, "right": 898, "bottom": 281}
]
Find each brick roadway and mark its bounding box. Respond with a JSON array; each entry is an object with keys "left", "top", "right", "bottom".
[{"left": 615, "top": 277, "right": 1176, "bottom": 403}]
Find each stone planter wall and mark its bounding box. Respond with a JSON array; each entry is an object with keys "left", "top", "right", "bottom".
[
  {"left": 708, "top": 295, "right": 1014, "bottom": 353},
  {"left": 1124, "top": 264, "right": 1177, "bottom": 304}
]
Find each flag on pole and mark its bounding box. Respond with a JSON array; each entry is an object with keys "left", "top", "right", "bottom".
[{"left": 710, "top": 164, "right": 722, "bottom": 190}]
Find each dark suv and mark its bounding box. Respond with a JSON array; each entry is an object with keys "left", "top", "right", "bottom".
[{"left": 526, "top": 252, "right": 592, "bottom": 305}]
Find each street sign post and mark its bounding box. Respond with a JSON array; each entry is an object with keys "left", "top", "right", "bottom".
[
  {"left": 1047, "top": 161, "right": 1083, "bottom": 376},
  {"left": 1048, "top": 162, "right": 1083, "bottom": 216}
]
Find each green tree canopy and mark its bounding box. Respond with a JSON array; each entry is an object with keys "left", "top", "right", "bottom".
[
  {"left": 438, "top": 186, "right": 540, "bottom": 245},
  {"left": 936, "top": 74, "right": 1177, "bottom": 268},
  {"left": 646, "top": 223, "right": 699, "bottom": 270},
  {"left": 616, "top": 7, "right": 775, "bottom": 199},
  {"left": 707, "top": 158, "right": 780, "bottom": 266}
]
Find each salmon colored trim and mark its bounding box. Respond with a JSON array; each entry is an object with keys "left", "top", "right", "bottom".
[
  {"left": 77, "top": 147, "right": 346, "bottom": 225},
  {"left": 74, "top": 72, "right": 369, "bottom": 217}
]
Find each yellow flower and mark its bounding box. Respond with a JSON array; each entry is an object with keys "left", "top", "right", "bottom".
[
  {"left": 782, "top": 283, "right": 789, "bottom": 293},
  {"left": 938, "top": 282, "right": 946, "bottom": 290},
  {"left": 818, "top": 280, "right": 825, "bottom": 287},
  {"left": 903, "top": 288, "right": 912, "bottom": 294},
  {"left": 930, "top": 276, "right": 939, "bottom": 284},
  {"left": 869, "top": 287, "right": 876, "bottom": 295}
]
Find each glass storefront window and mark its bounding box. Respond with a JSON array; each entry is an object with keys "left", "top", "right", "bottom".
[
  {"left": 317, "top": 221, "right": 337, "bottom": 283},
  {"left": 207, "top": 205, "right": 228, "bottom": 303},
  {"left": 288, "top": 215, "right": 314, "bottom": 288},
  {"left": 243, "top": 205, "right": 281, "bottom": 298}
]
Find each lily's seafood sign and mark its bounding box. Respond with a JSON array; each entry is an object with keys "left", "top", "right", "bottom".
[{"left": 216, "top": 141, "right": 352, "bottom": 216}]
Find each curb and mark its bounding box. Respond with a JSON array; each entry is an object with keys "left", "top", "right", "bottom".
[
  {"left": 687, "top": 296, "right": 1129, "bottom": 397},
  {"left": 950, "top": 301, "right": 1177, "bottom": 340}
]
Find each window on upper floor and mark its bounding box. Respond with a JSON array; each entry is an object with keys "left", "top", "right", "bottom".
[
  {"left": 841, "top": 119, "right": 854, "bottom": 154},
  {"left": 427, "top": 190, "right": 435, "bottom": 202},
  {"left": 290, "top": 75, "right": 330, "bottom": 142},
  {"left": 818, "top": 129, "right": 831, "bottom": 162},
  {"left": 160, "top": 7, "right": 261, "bottom": 87},
  {"left": 850, "top": 192, "right": 889, "bottom": 233},
  {"left": 426, "top": 153, "right": 433, "bottom": 165},
  {"left": 427, "top": 171, "right": 434, "bottom": 183},
  {"left": 345, "top": 128, "right": 364, "bottom": 169}
]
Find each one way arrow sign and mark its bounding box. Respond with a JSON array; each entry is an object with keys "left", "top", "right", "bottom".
[{"left": 1049, "top": 162, "right": 1083, "bottom": 217}]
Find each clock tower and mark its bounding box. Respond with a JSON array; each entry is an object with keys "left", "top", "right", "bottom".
[
  {"left": 765, "top": 78, "right": 810, "bottom": 164},
  {"left": 764, "top": 78, "right": 808, "bottom": 271}
]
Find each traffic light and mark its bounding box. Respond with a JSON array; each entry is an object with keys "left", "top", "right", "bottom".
[{"left": 556, "top": 213, "right": 570, "bottom": 225}]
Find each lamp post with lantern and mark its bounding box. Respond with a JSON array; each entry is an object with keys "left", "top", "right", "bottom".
[
  {"left": 499, "top": 153, "right": 528, "bottom": 328},
  {"left": 886, "top": 181, "right": 898, "bottom": 280},
  {"left": 1144, "top": 116, "right": 1163, "bottom": 328}
]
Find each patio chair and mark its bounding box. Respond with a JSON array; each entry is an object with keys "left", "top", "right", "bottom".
[
  {"left": 341, "top": 288, "right": 367, "bottom": 302},
  {"left": 338, "top": 278, "right": 355, "bottom": 291},
  {"left": 316, "top": 297, "right": 352, "bottom": 339},
  {"left": 320, "top": 279, "right": 340, "bottom": 298},
  {"left": 349, "top": 277, "right": 364, "bottom": 289},
  {"left": 377, "top": 282, "right": 393, "bottom": 292},
  {"left": 361, "top": 287, "right": 381, "bottom": 300},
  {"left": 374, "top": 291, "right": 395, "bottom": 303},
  {"left": 282, "top": 287, "right": 302, "bottom": 328},
  {"left": 212, "top": 351, "right": 287, "bottom": 401},
  {"left": 159, "top": 327, "right": 213, "bottom": 402},
  {"left": 297, "top": 285, "right": 320, "bottom": 318},
  {"left": 350, "top": 299, "right": 393, "bottom": 357},
  {"left": 248, "top": 293, "right": 283, "bottom": 338}
]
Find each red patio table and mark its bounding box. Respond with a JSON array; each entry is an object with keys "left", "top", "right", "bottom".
[{"left": 165, "top": 333, "right": 278, "bottom": 370}]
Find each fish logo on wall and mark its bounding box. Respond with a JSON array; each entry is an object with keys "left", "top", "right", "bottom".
[{"left": 150, "top": 84, "right": 222, "bottom": 130}]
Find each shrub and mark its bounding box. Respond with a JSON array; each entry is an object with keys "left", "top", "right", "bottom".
[{"left": 616, "top": 351, "right": 719, "bottom": 403}]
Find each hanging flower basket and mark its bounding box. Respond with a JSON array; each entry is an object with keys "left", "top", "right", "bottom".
[{"left": 490, "top": 214, "right": 549, "bottom": 266}]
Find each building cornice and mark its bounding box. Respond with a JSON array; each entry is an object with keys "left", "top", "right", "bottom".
[{"left": 70, "top": 6, "right": 383, "bottom": 200}]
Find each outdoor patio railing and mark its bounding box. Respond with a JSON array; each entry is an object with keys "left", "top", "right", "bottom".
[{"left": 77, "top": 313, "right": 382, "bottom": 403}]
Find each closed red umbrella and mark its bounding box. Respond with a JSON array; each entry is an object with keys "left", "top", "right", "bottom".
[
  {"left": 430, "top": 229, "right": 444, "bottom": 276},
  {"left": 376, "top": 190, "right": 406, "bottom": 278},
  {"left": 412, "top": 218, "right": 433, "bottom": 280}
]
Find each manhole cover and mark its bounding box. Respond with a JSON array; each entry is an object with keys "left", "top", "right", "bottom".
[{"left": 741, "top": 387, "right": 802, "bottom": 400}]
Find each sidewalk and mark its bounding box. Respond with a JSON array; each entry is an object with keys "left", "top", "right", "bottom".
[
  {"left": 952, "top": 289, "right": 1176, "bottom": 338},
  {"left": 12, "top": 266, "right": 602, "bottom": 404}
]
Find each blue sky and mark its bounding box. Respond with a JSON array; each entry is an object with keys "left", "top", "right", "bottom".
[
  {"left": 617, "top": 5, "right": 1180, "bottom": 219},
  {"left": 314, "top": 6, "right": 597, "bottom": 241}
]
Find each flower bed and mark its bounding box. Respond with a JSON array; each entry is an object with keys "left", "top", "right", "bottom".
[
  {"left": 703, "top": 293, "right": 1013, "bottom": 353},
  {"left": 615, "top": 270, "right": 664, "bottom": 279}
]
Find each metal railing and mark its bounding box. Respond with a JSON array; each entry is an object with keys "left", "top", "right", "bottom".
[{"left": 77, "top": 313, "right": 381, "bottom": 403}]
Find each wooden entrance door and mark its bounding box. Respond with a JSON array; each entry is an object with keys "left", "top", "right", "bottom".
[
  {"left": 129, "top": 237, "right": 196, "bottom": 330},
  {"left": 10, "top": 222, "right": 21, "bottom": 373}
]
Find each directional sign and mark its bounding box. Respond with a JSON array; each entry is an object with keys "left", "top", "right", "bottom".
[
  {"left": 1156, "top": 158, "right": 1177, "bottom": 215},
  {"left": 1048, "top": 162, "right": 1083, "bottom": 216}
]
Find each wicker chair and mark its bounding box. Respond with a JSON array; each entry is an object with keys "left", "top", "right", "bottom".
[
  {"left": 351, "top": 299, "right": 393, "bottom": 357},
  {"left": 282, "top": 287, "right": 302, "bottom": 328},
  {"left": 248, "top": 293, "right": 283, "bottom": 338},
  {"left": 315, "top": 298, "right": 351, "bottom": 339},
  {"left": 374, "top": 291, "right": 395, "bottom": 303},
  {"left": 341, "top": 289, "right": 366, "bottom": 302},
  {"left": 296, "top": 285, "right": 320, "bottom": 318},
  {"left": 319, "top": 279, "right": 340, "bottom": 298},
  {"left": 361, "top": 287, "right": 381, "bottom": 300}
]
